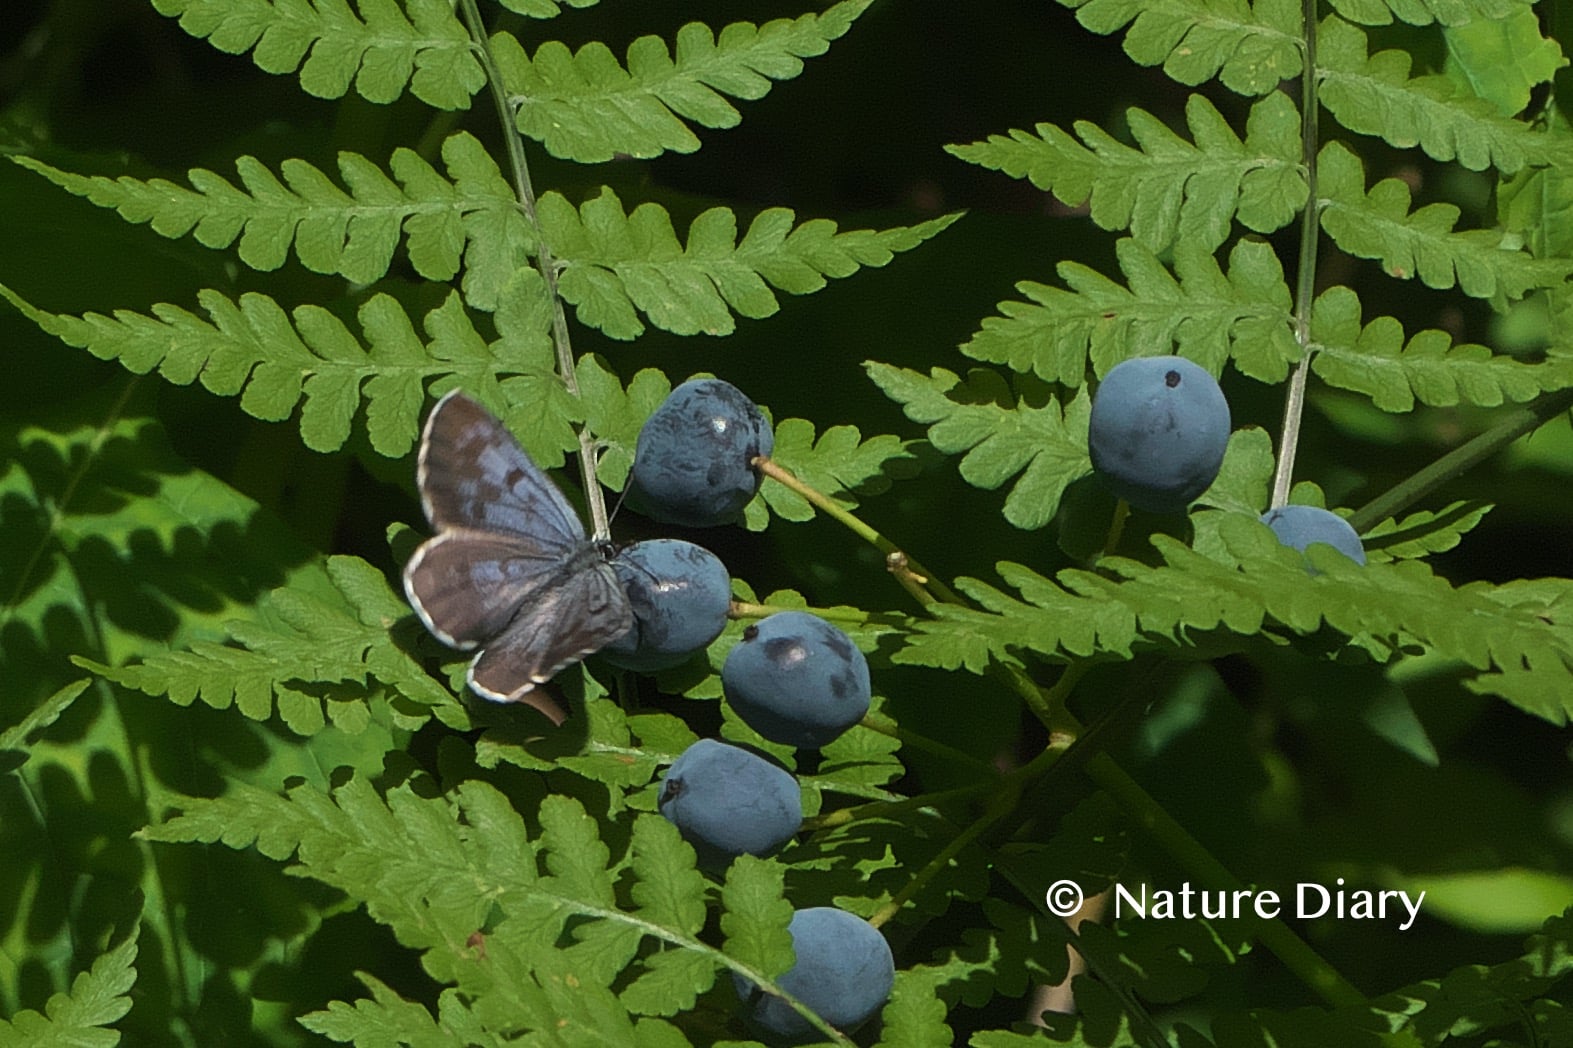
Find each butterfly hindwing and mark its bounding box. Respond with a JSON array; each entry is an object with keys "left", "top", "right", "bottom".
[{"left": 467, "top": 556, "right": 634, "bottom": 702}]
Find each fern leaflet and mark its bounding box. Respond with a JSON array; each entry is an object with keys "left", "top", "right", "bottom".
[
  {"left": 543, "top": 188, "right": 960, "bottom": 339},
  {"left": 866, "top": 364, "right": 1091, "bottom": 530},
  {"left": 1319, "top": 15, "right": 1558, "bottom": 173},
  {"left": 0, "top": 928, "right": 138, "bottom": 1046},
  {"left": 493, "top": 0, "right": 873, "bottom": 162},
  {"left": 1310, "top": 286, "right": 1573, "bottom": 411},
  {"left": 1361, "top": 501, "right": 1493, "bottom": 560},
  {"left": 961, "top": 238, "right": 1298, "bottom": 388},
  {"left": 0, "top": 278, "right": 585, "bottom": 458},
  {"left": 894, "top": 515, "right": 1573, "bottom": 725},
  {"left": 1318, "top": 141, "right": 1573, "bottom": 300},
  {"left": 757, "top": 418, "right": 923, "bottom": 523},
  {"left": 1055, "top": 0, "right": 1303, "bottom": 95},
  {"left": 143, "top": 778, "right": 833, "bottom": 1040},
  {"left": 150, "top": 0, "right": 483, "bottom": 109},
  {"left": 75, "top": 556, "right": 463, "bottom": 735},
  {"left": 11, "top": 132, "right": 523, "bottom": 299},
  {"left": 1327, "top": 0, "right": 1531, "bottom": 27},
  {"left": 947, "top": 91, "right": 1305, "bottom": 254}
]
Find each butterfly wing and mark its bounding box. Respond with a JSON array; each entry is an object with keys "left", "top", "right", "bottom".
[
  {"left": 403, "top": 389, "right": 634, "bottom": 706},
  {"left": 415, "top": 389, "right": 586, "bottom": 547},
  {"left": 466, "top": 549, "right": 634, "bottom": 703}
]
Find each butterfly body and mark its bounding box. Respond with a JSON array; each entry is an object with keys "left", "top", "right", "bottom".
[{"left": 403, "top": 390, "right": 633, "bottom": 708}]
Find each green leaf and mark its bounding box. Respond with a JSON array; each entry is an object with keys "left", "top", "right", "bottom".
[
  {"left": 960, "top": 238, "right": 1298, "bottom": 387},
  {"left": 875, "top": 969, "right": 953, "bottom": 1048},
  {"left": 760, "top": 417, "right": 923, "bottom": 522},
  {"left": 1360, "top": 500, "right": 1493, "bottom": 560},
  {"left": 1055, "top": 0, "right": 1303, "bottom": 94},
  {"left": 0, "top": 679, "right": 89, "bottom": 771},
  {"left": 150, "top": 0, "right": 483, "bottom": 109},
  {"left": 894, "top": 515, "right": 1573, "bottom": 725},
  {"left": 77, "top": 555, "right": 462, "bottom": 734},
  {"left": 0, "top": 281, "right": 573, "bottom": 458},
  {"left": 0, "top": 927, "right": 138, "bottom": 1047},
  {"left": 1319, "top": 14, "right": 1556, "bottom": 173},
  {"left": 1309, "top": 286, "right": 1573, "bottom": 411},
  {"left": 866, "top": 364, "right": 1091, "bottom": 530},
  {"left": 11, "top": 133, "right": 531, "bottom": 307},
  {"left": 494, "top": 0, "right": 873, "bottom": 162},
  {"left": 1318, "top": 141, "right": 1573, "bottom": 301},
  {"left": 299, "top": 973, "right": 475, "bottom": 1047},
  {"left": 946, "top": 91, "right": 1305, "bottom": 253},
  {"left": 1444, "top": 6, "right": 1566, "bottom": 116},
  {"left": 1327, "top": 0, "right": 1530, "bottom": 26},
  {"left": 544, "top": 188, "right": 959, "bottom": 339}
]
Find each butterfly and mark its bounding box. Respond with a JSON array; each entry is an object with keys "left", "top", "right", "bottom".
[{"left": 402, "top": 390, "right": 634, "bottom": 720}]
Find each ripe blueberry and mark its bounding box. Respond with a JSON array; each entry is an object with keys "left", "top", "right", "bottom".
[
  {"left": 722, "top": 611, "right": 871, "bottom": 749},
  {"left": 658, "top": 739, "right": 801, "bottom": 868},
  {"left": 734, "top": 906, "right": 894, "bottom": 1042},
  {"left": 1088, "top": 355, "right": 1231, "bottom": 513},
  {"left": 628, "top": 378, "right": 774, "bottom": 527},
  {"left": 602, "top": 539, "right": 732, "bottom": 672},
  {"left": 1261, "top": 504, "right": 1366, "bottom": 570}
]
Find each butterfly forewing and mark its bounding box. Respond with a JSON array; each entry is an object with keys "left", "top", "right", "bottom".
[
  {"left": 416, "top": 388, "right": 587, "bottom": 545},
  {"left": 404, "top": 390, "right": 633, "bottom": 704}
]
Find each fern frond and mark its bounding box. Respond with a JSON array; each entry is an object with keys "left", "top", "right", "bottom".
[
  {"left": 960, "top": 239, "right": 1298, "bottom": 387},
  {"left": 894, "top": 515, "right": 1573, "bottom": 725},
  {"left": 1327, "top": 0, "right": 1530, "bottom": 27},
  {"left": 1319, "top": 15, "right": 1555, "bottom": 173},
  {"left": 1319, "top": 142, "right": 1573, "bottom": 300},
  {"left": 150, "top": 0, "right": 483, "bottom": 109},
  {"left": 865, "top": 364, "right": 1091, "bottom": 530},
  {"left": 11, "top": 133, "right": 526, "bottom": 301},
  {"left": 76, "top": 556, "right": 462, "bottom": 735},
  {"left": 946, "top": 92, "right": 1305, "bottom": 254},
  {"left": 1361, "top": 500, "right": 1493, "bottom": 560},
  {"left": 0, "top": 928, "right": 138, "bottom": 1046},
  {"left": 500, "top": 0, "right": 603, "bottom": 16},
  {"left": 493, "top": 0, "right": 873, "bottom": 162},
  {"left": 874, "top": 969, "right": 953, "bottom": 1047},
  {"left": 1055, "top": 0, "right": 1303, "bottom": 95},
  {"left": 757, "top": 418, "right": 923, "bottom": 523},
  {"left": 299, "top": 973, "right": 475, "bottom": 1047},
  {"left": 543, "top": 187, "right": 960, "bottom": 339},
  {"left": 0, "top": 680, "right": 89, "bottom": 768},
  {"left": 145, "top": 778, "right": 828, "bottom": 1039},
  {"left": 0, "top": 279, "right": 581, "bottom": 457},
  {"left": 1310, "top": 286, "right": 1573, "bottom": 411}
]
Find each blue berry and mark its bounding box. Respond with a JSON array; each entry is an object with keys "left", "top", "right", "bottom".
[
  {"left": 1088, "top": 355, "right": 1231, "bottom": 513},
  {"left": 722, "top": 611, "right": 870, "bottom": 749},
  {"left": 601, "top": 539, "right": 732, "bottom": 672},
  {"left": 734, "top": 907, "right": 894, "bottom": 1042},
  {"left": 1261, "top": 505, "right": 1366, "bottom": 569},
  {"left": 629, "top": 378, "right": 774, "bottom": 527},
  {"left": 658, "top": 739, "right": 801, "bottom": 868}
]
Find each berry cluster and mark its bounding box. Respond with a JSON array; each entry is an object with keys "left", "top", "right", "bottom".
[
  {"left": 1088, "top": 355, "right": 1367, "bottom": 566},
  {"left": 617, "top": 379, "right": 893, "bottom": 1040}
]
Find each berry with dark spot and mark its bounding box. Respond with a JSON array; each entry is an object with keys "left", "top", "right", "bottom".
[
  {"left": 722, "top": 611, "right": 870, "bottom": 749},
  {"left": 657, "top": 739, "right": 802, "bottom": 868},
  {"left": 628, "top": 378, "right": 774, "bottom": 527},
  {"left": 1088, "top": 355, "right": 1231, "bottom": 513}
]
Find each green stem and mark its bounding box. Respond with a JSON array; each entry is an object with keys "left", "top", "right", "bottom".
[
  {"left": 1270, "top": 1, "right": 1324, "bottom": 509},
  {"left": 1348, "top": 387, "right": 1573, "bottom": 533},
  {"left": 455, "top": 0, "right": 613, "bottom": 539},
  {"left": 754, "top": 457, "right": 966, "bottom": 606}
]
